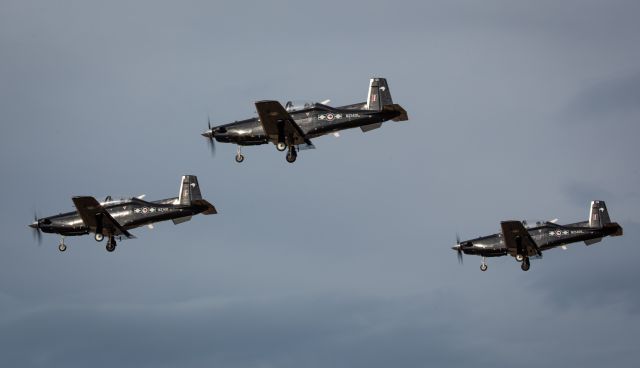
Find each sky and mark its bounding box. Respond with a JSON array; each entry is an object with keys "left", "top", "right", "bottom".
[{"left": 1, "top": 0, "right": 640, "bottom": 366}]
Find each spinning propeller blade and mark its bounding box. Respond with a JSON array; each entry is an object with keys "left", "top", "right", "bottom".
[
  {"left": 30, "top": 212, "right": 42, "bottom": 245},
  {"left": 454, "top": 233, "right": 463, "bottom": 264},
  {"left": 203, "top": 116, "right": 216, "bottom": 157}
]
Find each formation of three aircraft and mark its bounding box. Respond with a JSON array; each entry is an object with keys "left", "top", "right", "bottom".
[{"left": 29, "top": 78, "right": 623, "bottom": 271}]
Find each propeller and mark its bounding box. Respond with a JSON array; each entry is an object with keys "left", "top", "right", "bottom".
[
  {"left": 30, "top": 212, "right": 42, "bottom": 245},
  {"left": 202, "top": 116, "right": 216, "bottom": 156},
  {"left": 453, "top": 233, "right": 463, "bottom": 264}
]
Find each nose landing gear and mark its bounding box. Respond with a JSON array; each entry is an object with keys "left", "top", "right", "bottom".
[
  {"left": 235, "top": 146, "right": 245, "bottom": 163},
  {"left": 58, "top": 237, "right": 67, "bottom": 252},
  {"left": 480, "top": 257, "right": 488, "bottom": 272}
]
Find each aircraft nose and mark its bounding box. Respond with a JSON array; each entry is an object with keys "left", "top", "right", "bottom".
[
  {"left": 451, "top": 245, "right": 460, "bottom": 251},
  {"left": 201, "top": 129, "right": 214, "bottom": 138},
  {"left": 28, "top": 222, "right": 38, "bottom": 229}
]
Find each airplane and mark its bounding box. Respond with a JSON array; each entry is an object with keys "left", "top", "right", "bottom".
[
  {"left": 29, "top": 175, "right": 216, "bottom": 253},
  {"left": 452, "top": 201, "right": 623, "bottom": 272},
  {"left": 201, "top": 77, "right": 408, "bottom": 163}
]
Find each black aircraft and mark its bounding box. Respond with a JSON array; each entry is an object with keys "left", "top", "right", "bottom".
[
  {"left": 201, "top": 77, "right": 408, "bottom": 163},
  {"left": 452, "top": 201, "right": 623, "bottom": 272},
  {"left": 29, "top": 175, "right": 216, "bottom": 252}
]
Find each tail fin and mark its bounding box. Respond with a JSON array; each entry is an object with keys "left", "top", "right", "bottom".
[
  {"left": 178, "top": 175, "right": 203, "bottom": 205},
  {"left": 176, "top": 175, "right": 217, "bottom": 219},
  {"left": 365, "top": 78, "right": 393, "bottom": 111},
  {"left": 588, "top": 200, "right": 611, "bottom": 228}
]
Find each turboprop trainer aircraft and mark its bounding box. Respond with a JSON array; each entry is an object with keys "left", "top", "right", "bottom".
[
  {"left": 29, "top": 175, "right": 216, "bottom": 252},
  {"left": 452, "top": 201, "right": 623, "bottom": 272},
  {"left": 201, "top": 77, "right": 408, "bottom": 163}
]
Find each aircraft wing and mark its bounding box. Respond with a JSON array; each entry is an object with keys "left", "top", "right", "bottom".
[
  {"left": 500, "top": 221, "right": 541, "bottom": 257},
  {"left": 255, "top": 100, "right": 311, "bottom": 146},
  {"left": 72, "top": 196, "right": 135, "bottom": 238}
]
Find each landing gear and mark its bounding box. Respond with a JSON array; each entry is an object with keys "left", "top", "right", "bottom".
[
  {"left": 521, "top": 257, "right": 530, "bottom": 271},
  {"left": 286, "top": 146, "right": 297, "bottom": 163},
  {"left": 95, "top": 233, "right": 104, "bottom": 242},
  {"left": 58, "top": 242, "right": 67, "bottom": 252},
  {"left": 480, "top": 257, "right": 488, "bottom": 272},
  {"left": 235, "top": 146, "right": 245, "bottom": 163},
  {"left": 106, "top": 237, "right": 117, "bottom": 252},
  {"left": 276, "top": 142, "right": 287, "bottom": 151}
]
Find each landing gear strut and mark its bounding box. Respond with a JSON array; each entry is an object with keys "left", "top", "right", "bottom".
[
  {"left": 521, "top": 257, "right": 530, "bottom": 271},
  {"left": 106, "top": 236, "right": 117, "bottom": 252},
  {"left": 235, "top": 146, "right": 245, "bottom": 163},
  {"left": 480, "top": 257, "right": 488, "bottom": 272},
  {"left": 286, "top": 146, "right": 297, "bottom": 163},
  {"left": 58, "top": 236, "right": 67, "bottom": 252}
]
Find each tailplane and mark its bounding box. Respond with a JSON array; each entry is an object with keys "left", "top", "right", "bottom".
[
  {"left": 361, "top": 77, "right": 408, "bottom": 132},
  {"left": 585, "top": 200, "right": 622, "bottom": 244},
  {"left": 174, "top": 175, "right": 216, "bottom": 224}
]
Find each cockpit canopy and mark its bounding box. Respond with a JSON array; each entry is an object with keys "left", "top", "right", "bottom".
[
  {"left": 284, "top": 100, "right": 321, "bottom": 112},
  {"left": 100, "top": 196, "right": 130, "bottom": 206},
  {"left": 520, "top": 219, "right": 559, "bottom": 228}
]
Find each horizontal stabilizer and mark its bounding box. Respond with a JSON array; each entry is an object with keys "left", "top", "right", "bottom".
[
  {"left": 383, "top": 104, "right": 408, "bottom": 122},
  {"left": 360, "top": 123, "right": 382, "bottom": 132},
  {"left": 584, "top": 238, "right": 602, "bottom": 246},
  {"left": 192, "top": 199, "right": 217, "bottom": 215},
  {"left": 172, "top": 216, "right": 192, "bottom": 225}
]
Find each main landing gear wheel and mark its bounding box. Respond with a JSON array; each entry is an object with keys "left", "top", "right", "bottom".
[
  {"left": 515, "top": 254, "right": 524, "bottom": 262},
  {"left": 58, "top": 243, "right": 67, "bottom": 252},
  {"left": 276, "top": 142, "right": 287, "bottom": 151},
  {"left": 480, "top": 263, "right": 488, "bottom": 272},
  {"left": 286, "top": 146, "right": 297, "bottom": 163},
  {"left": 95, "top": 233, "right": 104, "bottom": 242},
  {"left": 521, "top": 258, "right": 530, "bottom": 271},
  {"left": 106, "top": 237, "right": 117, "bottom": 252}
]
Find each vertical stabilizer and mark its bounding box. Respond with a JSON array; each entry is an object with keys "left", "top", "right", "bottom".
[
  {"left": 178, "top": 175, "right": 203, "bottom": 205},
  {"left": 588, "top": 200, "right": 611, "bottom": 228},
  {"left": 365, "top": 78, "right": 393, "bottom": 111}
]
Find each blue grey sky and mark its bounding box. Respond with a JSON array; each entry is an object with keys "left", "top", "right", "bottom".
[{"left": 1, "top": 0, "right": 639, "bottom": 367}]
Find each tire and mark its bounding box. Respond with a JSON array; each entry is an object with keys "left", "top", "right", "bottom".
[
  {"left": 276, "top": 142, "right": 286, "bottom": 151},
  {"left": 480, "top": 264, "right": 488, "bottom": 272},
  {"left": 95, "top": 233, "right": 104, "bottom": 242},
  {"left": 235, "top": 154, "right": 245, "bottom": 163},
  {"left": 106, "top": 242, "right": 116, "bottom": 252},
  {"left": 58, "top": 243, "right": 67, "bottom": 252},
  {"left": 521, "top": 260, "right": 530, "bottom": 271}
]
